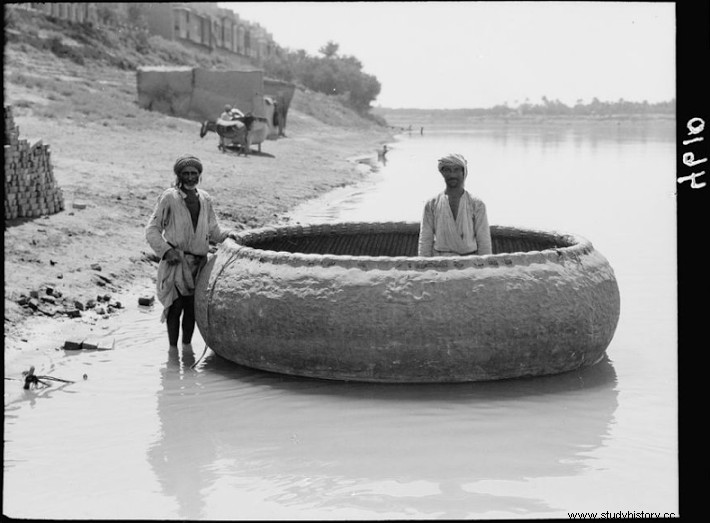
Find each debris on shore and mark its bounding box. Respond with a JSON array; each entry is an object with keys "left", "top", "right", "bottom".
[
  {"left": 14, "top": 285, "right": 124, "bottom": 320},
  {"left": 138, "top": 295, "right": 155, "bottom": 306},
  {"left": 62, "top": 338, "right": 115, "bottom": 351},
  {"left": 21, "top": 365, "right": 76, "bottom": 390}
]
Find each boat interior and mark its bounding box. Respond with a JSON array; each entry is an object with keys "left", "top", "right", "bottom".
[{"left": 242, "top": 224, "right": 574, "bottom": 257}]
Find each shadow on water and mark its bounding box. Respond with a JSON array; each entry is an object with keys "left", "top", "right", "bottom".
[
  {"left": 202, "top": 350, "right": 618, "bottom": 401},
  {"left": 148, "top": 345, "right": 618, "bottom": 519}
]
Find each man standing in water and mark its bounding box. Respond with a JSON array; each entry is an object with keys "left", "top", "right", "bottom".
[
  {"left": 417, "top": 153, "right": 492, "bottom": 257},
  {"left": 145, "top": 154, "right": 238, "bottom": 347}
]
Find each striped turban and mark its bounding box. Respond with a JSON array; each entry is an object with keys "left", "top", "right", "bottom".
[
  {"left": 437, "top": 153, "right": 468, "bottom": 180},
  {"left": 173, "top": 154, "right": 203, "bottom": 176}
]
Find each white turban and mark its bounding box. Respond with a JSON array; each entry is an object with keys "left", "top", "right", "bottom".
[{"left": 437, "top": 153, "right": 468, "bottom": 180}]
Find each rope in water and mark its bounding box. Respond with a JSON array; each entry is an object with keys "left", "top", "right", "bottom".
[{"left": 190, "top": 343, "right": 210, "bottom": 369}]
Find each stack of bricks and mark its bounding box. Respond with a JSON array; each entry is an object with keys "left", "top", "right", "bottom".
[{"left": 4, "top": 105, "right": 65, "bottom": 220}]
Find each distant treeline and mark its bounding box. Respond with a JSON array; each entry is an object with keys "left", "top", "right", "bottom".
[
  {"left": 379, "top": 97, "right": 675, "bottom": 118},
  {"left": 488, "top": 96, "right": 675, "bottom": 116},
  {"left": 263, "top": 41, "right": 381, "bottom": 114}
]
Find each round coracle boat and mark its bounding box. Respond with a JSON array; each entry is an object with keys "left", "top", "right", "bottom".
[{"left": 194, "top": 222, "right": 620, "bottom": 383}]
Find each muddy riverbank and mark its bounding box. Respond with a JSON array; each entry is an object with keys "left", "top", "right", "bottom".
[{"left": 4, "top": 53, "right": 392, "bottom": 370}]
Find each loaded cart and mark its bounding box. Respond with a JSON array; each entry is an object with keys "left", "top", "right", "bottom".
[
  {"left": 199, "top": 108, "right": 268, "bottom": 155},
  {"left": 138, "top": 67, "right": 290, "bottom": 154}
]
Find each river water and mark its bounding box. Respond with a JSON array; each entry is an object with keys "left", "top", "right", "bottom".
[{"left": 3, "top": 121, "right": 678, "bottom": 519}]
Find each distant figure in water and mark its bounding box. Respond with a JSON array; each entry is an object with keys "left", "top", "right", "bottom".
[
  {"left": 417, "top": 153, "right": 492, "bottom": 257},
  {"left": 420, "top": 126, "right": 424, "bottom": 135},
  {"left": 377, "top": 144, "right": 389, "bottom": 163}
]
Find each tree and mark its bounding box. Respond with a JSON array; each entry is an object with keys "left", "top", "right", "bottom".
[
  {"left": 318, "top": 41, "right": 339, "bottom": 58},
  {"left": 263, "top": 41, "right": 382, "bottom": 114}
]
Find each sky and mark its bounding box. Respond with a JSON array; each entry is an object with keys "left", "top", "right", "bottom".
[{"left": 218, "top": 1, "right": 675, "bottom": 110}]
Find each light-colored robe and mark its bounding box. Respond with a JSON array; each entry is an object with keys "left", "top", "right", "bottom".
[
  {"left": 418, "top": 191, "right": 492, "bottom": 256},
  {"left": 145, "top": 187, "right": 230, "bottom": 320}
]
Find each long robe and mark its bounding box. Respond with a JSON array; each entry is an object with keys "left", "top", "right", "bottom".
[
  {"left": 145, "top": 187, "right": 230, "bottom": 320},
  {"left": 418, "top": 191, "right": 492, "bottom": 256}
]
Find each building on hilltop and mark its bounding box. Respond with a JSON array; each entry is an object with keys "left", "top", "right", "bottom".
[
  {"left": 12, "top": 2, "right": 279, "bottom": 68},
  {"left": 12, "top": 2, "right": 100, "bottom": 24},
  {"left": 149, "top": 2, "right": 277, "bottom": 66}
]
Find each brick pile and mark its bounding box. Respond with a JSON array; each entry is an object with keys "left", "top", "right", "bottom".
[{"left": 4, "top": 105, "right": 65, "bottom": 220}]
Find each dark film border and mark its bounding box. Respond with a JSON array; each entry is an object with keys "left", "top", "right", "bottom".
[{"left": 676, "top": 0, "right": 708, "bottom": 517}]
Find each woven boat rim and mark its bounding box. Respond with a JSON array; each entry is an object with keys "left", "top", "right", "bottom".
[{"left": 222, "top": 221, "right": 595, "bottom": 269}]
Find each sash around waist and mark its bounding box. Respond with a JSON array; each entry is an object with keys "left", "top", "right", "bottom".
[{"left": 166, "top": 242, "right": 207, "bottom": 259}]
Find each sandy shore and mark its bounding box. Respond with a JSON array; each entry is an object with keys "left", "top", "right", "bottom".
[{"left": 4, "top": 102, "right": 393, "bottom": 366}]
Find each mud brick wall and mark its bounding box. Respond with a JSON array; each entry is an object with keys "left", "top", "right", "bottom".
[{"left": 4, "top": 105, "right": 65, "bottom": 220}]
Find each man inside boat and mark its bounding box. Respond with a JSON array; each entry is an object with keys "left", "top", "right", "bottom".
[
  {"left": 417, "top": 153, "right": 493, "bottom": 256},
  {"left": 145, "top": 154, "right": 239, "bottom": 348}
]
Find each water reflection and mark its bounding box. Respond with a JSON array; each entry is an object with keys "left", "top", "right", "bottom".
[
  {"left": 314, "top": 480, "right": 552, "bottom": 519},
  {"left": 147, "top": 345, "right": 214, "bottom": 520},
  {"left": 148, "top": 347, "right": 618, "bottom": 518}
]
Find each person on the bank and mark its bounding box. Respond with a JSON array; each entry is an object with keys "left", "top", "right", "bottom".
[
  {"left": 377, "top": 144, "right": 389, "bottom": 164},
  {"left": 417, "top": 153, "right": 493, "bottom": 257},
  {"left": 145, "top": 154, "right": 238, "bottom": 347},
  {"left": 238, "top": 112, "right": 256, "bottom": 156},
  {"left": 217, "top": 105, "right": 235, "bottom": 150},
  {"left": 219, "top": 104, "right": 233, "bottom": 121}
]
